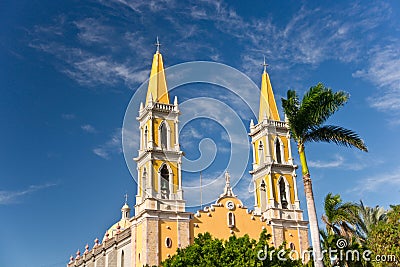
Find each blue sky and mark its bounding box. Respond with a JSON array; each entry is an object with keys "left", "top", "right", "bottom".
[{"left": 1, "top": 0, "right": 400, "bottom": 266}]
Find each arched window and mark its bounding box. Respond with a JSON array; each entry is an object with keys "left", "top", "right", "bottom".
[
  {"left": 275, "top": 138, "right": 282, "bottom": 163},
  {"left": 227, "top": 212, "right": 235, "bottom": 228},
  {"left": 289, "top": 243, "right": 296, "bottom": 250},
  {"left": 160, "top": 164, "right": 170, "bottom": 199},
  {"left": 260, "top": 180, "right": 266, "bottom": 191},
  {"left": 121, "top": 250, "right": 125, "bottom": 267},
  {"left": 144, "top": 126, "right": 148, "bottom": 149},
  {"left": 160, "top": 122, "right": 168, "bottom": 149},
  {"left": 258, "top": 141, "right": 264, "bottom": 164},
  {"left": 279, "top": 178, "right": 288, "bottom": 209}
]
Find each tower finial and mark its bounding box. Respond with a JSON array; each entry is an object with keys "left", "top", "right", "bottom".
[
  {"left": 262, "top": 56, "right": 268, "bottom": 74},
  {"left": 220, "top": 171, "right": 235, "bottom": 197},
  {"left": 155, "top": 36, "right": 161, "bottom": 53},
  {"left": 124, "top": 193, "right": 128, "bottom": 204}
]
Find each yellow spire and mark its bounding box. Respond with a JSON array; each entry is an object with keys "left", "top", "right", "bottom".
[
  {"left": 258, "top": 58, "right": 280, "bottom": 122},
  {"left": 145, "top": 38, "right": 170, "bottom": 105}
]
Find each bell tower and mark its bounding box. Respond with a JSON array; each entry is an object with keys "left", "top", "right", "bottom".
[
  {"left": 134, "top": 39, "right": 184, "bottom": 214},
  {"left": 249, "top": 59, "right": 302, "bottom": 220}
]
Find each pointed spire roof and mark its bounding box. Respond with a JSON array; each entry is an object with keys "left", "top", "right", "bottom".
[
  {"left": 258, "top": 58, "right": 280, "bottom": 122},
  {"left": 145, "top": 38, "right": 170, "bottom": 105}
]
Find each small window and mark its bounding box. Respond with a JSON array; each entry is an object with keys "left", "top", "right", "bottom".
[
  {"left": 258, "top": 141, "right": 264, "bottom": 164},
  {"left": 227, "top": 212, "right": 235, "bottom": 228},
  {"left": 275, "top": 139, "right": 282, "bottom": 163},
  {"left": 290, "top": 243, "right": 295, "bottom": 250},
  {"left": 260, "top": 180, "right": 266, "bottom": 191},
  {"left": 121, "top": 250, "right": 125, "bottom": 267},
  {"left": 165, "top": 237, "right": 172, "bottom": 248}
]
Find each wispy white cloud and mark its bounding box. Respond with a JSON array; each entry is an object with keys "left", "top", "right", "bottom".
[
  {"left": 74, "top": 18, "right": 113, "bottom": 45},
  {"left": 93, "top": 128, "right": 123, "bottom": 159},
  {"left": 0, "top": 183, "right": 57, "bottom": 205},
  {"left": 309, "top": 155, "right": 345, "bottom": 168},
  {"left": 349, "top": 168, "right": 400, "bottom": 195},
  {"left": 93, "top": 128, "right": 139, "bottom": 159},
  {"left": 30, "top": 41, "right": 148, "bottom": 87},
  {"left": 61, "top": 113, "right": 75, "bottom": 120},
  {"left": 353, "top": 44, "right": 400, "bottom": 114},
  {"left": 81, "top": 124, "right": 97, "bottom": 133},
  {"left": 186, "top": 1, "right": 391, "bottom": 80},
  {"left": 180, "top": 125, "right": 203, "bottom": 141},
  {"left": 308, "top": 153, "right": 382, "bottom": 171},
  {"left": 29, "top": 0, "right": 393, "bottom": 108}
]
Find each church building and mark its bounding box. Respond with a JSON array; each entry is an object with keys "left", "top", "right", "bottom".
[{"left": 67, "top": 44, "right": 309, "bottom": 267}]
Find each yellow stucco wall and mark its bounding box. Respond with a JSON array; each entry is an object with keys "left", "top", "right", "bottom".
[
  {"left": 192, "top": 196, "right": 271, "bottom": 241},
  {"left": 135, "top": 222, "right": 143, "bottom": 266},
  {"left": 159, "top": 220, "right": 179, "bottom": 261},
  {"left": 188, "top": 195, "right": 305, "bottom": 257}
]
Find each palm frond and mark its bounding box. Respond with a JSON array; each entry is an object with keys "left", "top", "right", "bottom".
[
  {"left": 304, "top": 125, "right": 368, "bottom": 152},
  {"left": 282, "top": 90, "right": 301, "bottom": 140},
  {"left": 299, "top": 83, "right": 349, "bottom": 128},
  {"left": 355, "top": 200, "right": 387, "bottom": 242}
]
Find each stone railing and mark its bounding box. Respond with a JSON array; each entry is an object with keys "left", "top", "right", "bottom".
[
  {"left": 67, "top": 228, "right": 131, "bottom": 267},
  {"left": 153, "top": 103, "right": 176, "bottom": 112},
  {"left": 267, "top": 119, "right": 287, "bottom": 129}
]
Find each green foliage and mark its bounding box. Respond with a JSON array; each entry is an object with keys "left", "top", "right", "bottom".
[
  {"left": 367, "top": 205, "right": 400, "bottom": 267},
  {"left": 322, "top": 193, "right": 359, "bottom": 238},
  {"left": 281, "top": 83, "right": 367, "bottom": 151},
  {"left": 161, "top": 230, "right": 304, "bottom": 267},
  {"left": 355, "top": 200, "right": 387, "bottom": 243},
  {"left": 319, "top": 229, "right": 373, "bottom": 267},
  {"left": 320, "top": 193, "right": 399, "bottom": 267}
]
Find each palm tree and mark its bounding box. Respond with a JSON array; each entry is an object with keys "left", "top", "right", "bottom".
[
  {"left": 281, "top": 83, "right": 368, "bottom": 267},
  {"left": 322, "top": 193, "right": 359, "bottom": 239},
  {"left": 355, "top": 200, "right": 387, "bottom": 243}
]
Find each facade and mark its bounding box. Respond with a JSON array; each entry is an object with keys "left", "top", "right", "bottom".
[{"left": 67, "top": 47, "right": 309, "bottom": 267}]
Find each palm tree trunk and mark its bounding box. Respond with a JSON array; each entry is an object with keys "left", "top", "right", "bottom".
[{"left": 299, "top": 144, "right": 324, "bottom": 267}]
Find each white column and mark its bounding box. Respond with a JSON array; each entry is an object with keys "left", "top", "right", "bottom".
[
  {"left": 287, "top": 133, "right": 294, "bottom": 164},
  {"left": 148, "top": 115, "right": 154, "bottom": 148},
  {"left": 140, "top": 127, "right": 143, "bottom": 150},
  {"left": 137, "top": 166, "right": 141, "bottom": 197},
  {"left": 175, "top": 120, "right": 179, "bottom": 151},
  {"left": 169, "top": 170, "right": 173, "bottom": 200},
  {"left": 149, "top": 161, "right": 154, "bottom": 197},
  {"left": 268, "top": 171, "right": 275, "bottom": 208},
  {"left": 251, "top": 141, "right": 256, "bottom": 168},
  {"left": 264, "top": 134, "right": 272, "bottom": 163},
  {"left": 177, "top": 161, "right": 183, "bottom": 199},
  {"left": 293, "top": 172, "right": 300, "bottom": 209},
  {"left": 253, "top": 178, "right": 258, "bottom": 209}
]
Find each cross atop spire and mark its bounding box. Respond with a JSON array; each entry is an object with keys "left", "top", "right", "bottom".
[
  {"left": 124, "top": 193, "right": 128, "bottom": 204},
  {"left": 262, "top": 56, "right": 269, "bottom": 74},
  {"left": 145, "top": 38, "right": 169, "bottom": 105},
  {"left": 155, "top": 36, "right": 161, "bottom": 53}
]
